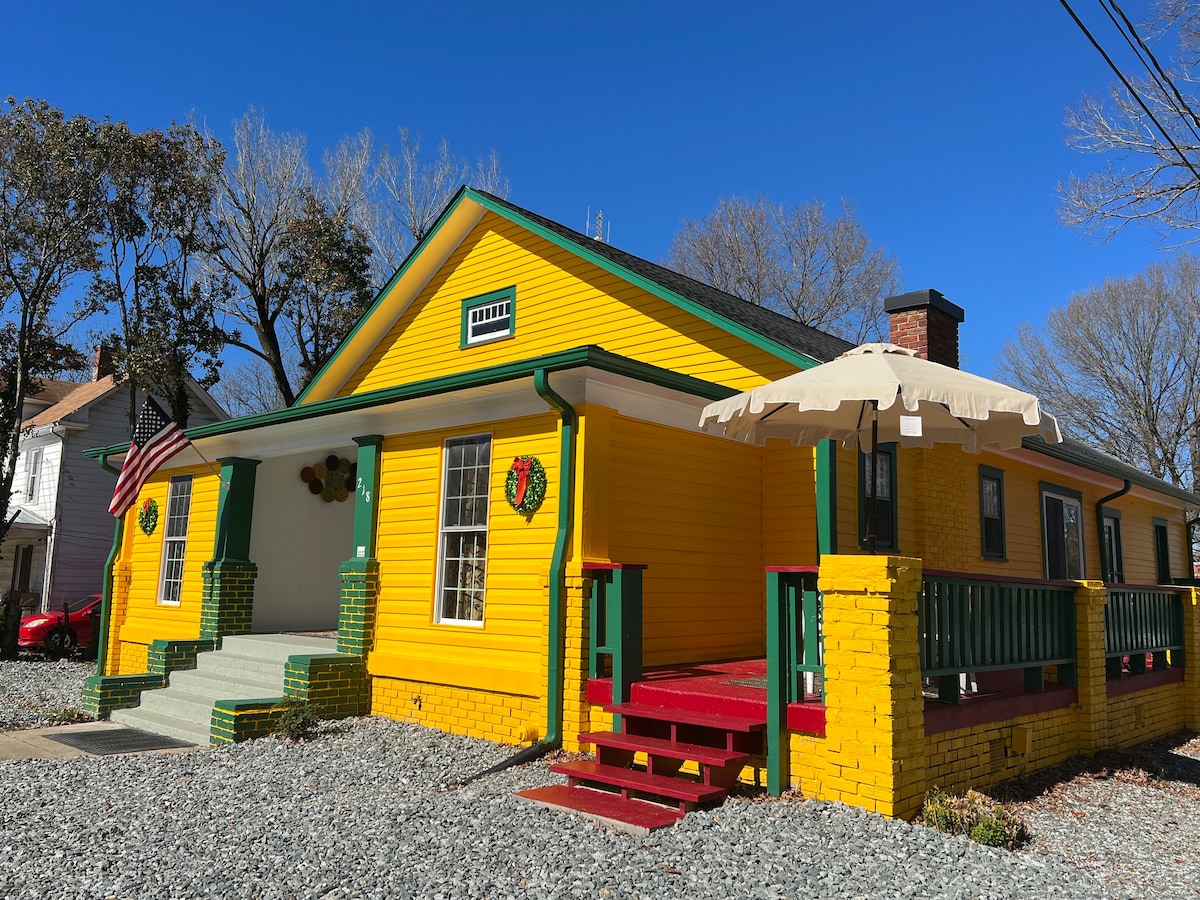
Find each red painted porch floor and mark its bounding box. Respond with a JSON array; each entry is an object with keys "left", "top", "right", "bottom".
[{"left": 586, "top": 658, "right": 827, "bottom": 734}]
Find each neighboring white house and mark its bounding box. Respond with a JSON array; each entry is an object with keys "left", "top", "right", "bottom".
[{"left": 2, "top": 353, "right": 227, "bottom": 613}]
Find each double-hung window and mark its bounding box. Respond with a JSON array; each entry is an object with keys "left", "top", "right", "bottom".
[
  {"left": 1041, "top": 483, "right": 1084, "bottom": 580},
  {"left": 461, "top": 288, "right": 515, "bottom": 347},
  {"left": 437, "top": 435, "right": 492, "bottom": 625},
  {"left": 158, "top": 475, "right": 193, "bottom": 605},
  {"left": 979, "top": 465, "right": 1006, "bottom": 560},
  {"left": 25, "top": 447, "right": 43, "bottom": 500},
  {"left": 859, "top": 444, "right": 897, "bottom": 550}
]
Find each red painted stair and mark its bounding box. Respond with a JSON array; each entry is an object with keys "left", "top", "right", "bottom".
[{"left": 515, "top": 700, "right": 766, "bottom": 833}]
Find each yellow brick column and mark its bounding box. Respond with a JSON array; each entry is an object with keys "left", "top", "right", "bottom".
[
  {"left": 560, "top": 573, "right": 593, "bottom": 752},
  {"left": 817, "top": 555, "right": 926, "bottom": 819},
  {"left": 1183, "top": 587, "right": 1200, "bottom": 731},
  {"left": 1074, "top": 581, "right": 1110, "bottom": 752},
  {"left": 104, "top": 562, "right": 133, "bottom": 674}
]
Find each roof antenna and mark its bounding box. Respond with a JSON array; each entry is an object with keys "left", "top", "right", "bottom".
[{"left": 593, "top": 209, "right": 604, "bottom": 242}]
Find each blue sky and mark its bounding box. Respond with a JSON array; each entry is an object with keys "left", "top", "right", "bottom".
[{"left": 3, "top": 0, "right": 1173, "bottom": 375}]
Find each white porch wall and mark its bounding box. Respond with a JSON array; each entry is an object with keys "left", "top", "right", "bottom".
[{"left": 248, "top": 450, "right": 355, "bottom": 632}]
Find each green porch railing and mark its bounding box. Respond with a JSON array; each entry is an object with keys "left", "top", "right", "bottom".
[
  {"left": 1104, "top": 585, "right": 1185, "bottom": 678},
  {"left": 919, "top": 570, "right": 1077, "bottom": 703},
  {"left": 585, "top": 563, "right": 645, "bottom": 709},
  {"left": 766, "top": 566, "right": 823, "bottom": 797}
]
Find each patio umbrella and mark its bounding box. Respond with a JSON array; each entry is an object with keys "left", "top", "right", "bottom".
[{"left": 698, "top": 343, "right": 1062, "bottom": 551}]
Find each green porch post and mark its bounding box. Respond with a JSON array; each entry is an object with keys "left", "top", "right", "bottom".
[
  {"left": 338, "top": 435, "right": 383, "bottom": 657},
  {"left": 200, "top": 457, "right": 261, "bottom": 640},
  {"left": 816, "top": 440, "right": 837, "bottom": 558}
]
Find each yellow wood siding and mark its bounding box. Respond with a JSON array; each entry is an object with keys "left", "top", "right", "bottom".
[
  {"left": 606, "top": 417, "right": 765, "bottom": 665},
  {"left": 761, "top": 439, "right": 818, "bottom": 566},
  {"left": 116, "top": 464, "right": 219, "bottom": 644},
  {"left": 368, "top": 414, "right": 561, "bottom": 696},
  {"left": 340, "top": 212, "right": 799, "bottom": 396}
]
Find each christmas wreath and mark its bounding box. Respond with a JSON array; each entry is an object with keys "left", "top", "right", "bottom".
[
  {"left": 138, "top": 498, "right": 159, "bottom": 535},
  {"left": 505, "top": 456, "right": 546, "bottom": 515}
]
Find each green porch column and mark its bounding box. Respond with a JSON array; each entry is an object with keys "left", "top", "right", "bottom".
[
  {"left": 816, "top": 440, "right": 837, "bottom": 557},
  {"left": 339, "top": 435, "right": 383, "bottom": 657},
  {"left": 200, "top": 457, "right": 261, "bottom": 640}
]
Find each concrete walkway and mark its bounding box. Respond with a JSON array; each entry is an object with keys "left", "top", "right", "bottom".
[{"left": 0, "top": 721, "right": 196, "bottom": 761}]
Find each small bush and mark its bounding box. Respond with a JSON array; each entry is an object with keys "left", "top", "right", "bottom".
[
  {"left": 273, "top": 700, "right": 320, "bottom": 741},
  {"left": 921, "top": 787, "right": 1030, "bottom": 851}
]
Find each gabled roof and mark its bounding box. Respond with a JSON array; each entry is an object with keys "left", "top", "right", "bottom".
[
  {"left": 20, "top": 378, "right": 85, "bottom": 412},
  {"left": 299, "top": 187, "right": 853, "bottom": 404},
  {"left": 22, "top": 375, "right": 228, "bottom": 430},
  {"left": 474, "top": 191, "right": 854, "bottom": 365},
  {"left": 23, "top": 376, "right": 120, "bottom": 428}
]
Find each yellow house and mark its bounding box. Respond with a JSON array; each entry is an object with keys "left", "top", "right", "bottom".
[{"left": 84, "top": 188, "right": 1200, "bottom": 828}]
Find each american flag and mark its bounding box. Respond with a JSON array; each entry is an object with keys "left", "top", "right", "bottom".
[{"left": 108, "top": 396, "right": 192, "bottom": 517}]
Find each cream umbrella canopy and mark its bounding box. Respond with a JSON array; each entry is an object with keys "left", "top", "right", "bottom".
[{"left": 698, "top": 343, "right": 1062, "bottom": 551}]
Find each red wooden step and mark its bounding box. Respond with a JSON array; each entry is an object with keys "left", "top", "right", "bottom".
[
  {"left": 515, "top": 784, "right": 683, "bottom": 834},
  {"left": 606, "top": 702, "right": 766, "bottom": 733},
  {"left": 579, "top": 730, "right": 750, "bottom": 769},
  {"left": 551, "top": 759, "right": 728, "bottom": 806}
]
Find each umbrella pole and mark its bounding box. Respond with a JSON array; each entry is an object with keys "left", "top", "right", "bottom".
[{"left": 867, "top": 401, "right": 879, "bottom": 555}]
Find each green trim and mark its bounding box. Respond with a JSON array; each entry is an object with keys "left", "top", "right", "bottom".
[
  {"left": 1154, "top": 517, "right": 1172, "bottom": 584},
  {"left": 460, "top": 286, "right": 516, "bottom": 348},
  {"left": 816, "top": 440, "right": 837, "bottom": 557},
  {"left": 858, "top": 444, "right": 898, "bottom": 551},
  {"left": 295, "top": 190, "right": 480, "bottom": 405},
  {"left": 978, "top": 464, "right": 1006, "bottom": 561},
  {"left": 351, "top": 435, "right": 384, "bottom": 561},
  {"left": 464, "top": 190, "right": 822, "bottom": 371},
  {"left": 96, "top": 452, "right": 124, "bottom": 677},
  {"left": 534, "top": 368, "right": 576, "bottom": 748},
  {"left": 212, "top": 458, "right": 260, "bottom": 562},
  {"left": 85, "top": 346, "right": 738, "bottom": 459}
]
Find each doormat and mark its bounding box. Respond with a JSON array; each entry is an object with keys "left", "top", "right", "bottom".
[
  {"left": 722, "top": 677, "right": 768, "bottom": 689},
  {"left": 44, "top": 727, "right": 196, "bottom": 756}
]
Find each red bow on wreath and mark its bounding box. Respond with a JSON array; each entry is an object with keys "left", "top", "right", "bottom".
[{"left": 511, "top": 456, "right": 533, "bottom": 506}]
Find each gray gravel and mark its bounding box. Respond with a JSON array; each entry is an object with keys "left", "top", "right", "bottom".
[
  {"left": 1, "top": 657, "right": 1198, "bottom": 898},
  {"left": 0, "top": 657, "right": 95, "bottom": 730}
]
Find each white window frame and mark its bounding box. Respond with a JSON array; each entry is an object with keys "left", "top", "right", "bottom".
[
  {"left": 435, "top": 434, "right": 492, "bottom": 626},
  {"left": 1041, "top": 485, "right": 1085, "bottom": 580},
  {"left": 24, "top": 447, "right": 43, "bottom": 500},
  {"left": 461, "top": 288, "right": 514, "bottom": 346},
  {"left": 157, "top": 474, "right": 193, "bottom": 606}
]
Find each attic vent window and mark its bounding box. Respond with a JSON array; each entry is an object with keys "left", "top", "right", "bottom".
[{"left": 461, "top": 288, "right": 515, "bottom": 347}]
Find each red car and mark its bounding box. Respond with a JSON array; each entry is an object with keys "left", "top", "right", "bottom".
[{"left": 18, "top": 593, "right": 102, "bottom": 658}]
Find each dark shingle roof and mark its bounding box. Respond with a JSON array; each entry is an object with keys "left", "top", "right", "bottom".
[
  {"left": 475, "top": 191, "right": 854, "bottom": 365},
  {"left": 1024, "top": 435, "right": 1200, "bottom": 506}
]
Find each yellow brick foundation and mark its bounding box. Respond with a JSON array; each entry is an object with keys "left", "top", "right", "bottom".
[{"left": 370, "top": 676, "right": 543, "bottom": 745}]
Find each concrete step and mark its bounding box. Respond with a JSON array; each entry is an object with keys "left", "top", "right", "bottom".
[
  {"left": 110, "top": 707, "right": 210, "bottom": 746},
  {"left": 167, "top": 668, "right": 284, "bottom": 700},
  {"left": 219, "top": 634, "right": 338, "bottom": 660},
  {"left": 136, "top": 687, "right": 219, "bottom": 721}
]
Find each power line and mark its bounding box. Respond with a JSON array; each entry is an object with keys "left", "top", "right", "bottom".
[{"left": 1060, "top": 0, "right": 1200, "bottom": 182}]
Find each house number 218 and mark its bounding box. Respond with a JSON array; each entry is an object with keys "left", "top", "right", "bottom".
[{"left": 357, "top": 477, "right": 371, "bottom": 503}]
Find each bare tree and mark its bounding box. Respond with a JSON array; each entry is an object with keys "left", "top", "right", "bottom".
[
  {"left": 997, "top": 252, "right": 1200, "bottom": 492},
  {"left": 204, "top": 111, "right": 510, "bottom": 408},
  {"left": 1059, "top": 1, "right": 1200, "bottom": 243},
  {"left": 209, "top": 356, "right": 287, "bottom": 418},
  {"left": 201, "top": 108, "right": 312, "bottom": 408},
  {"left": 369, "top": 128, "right": 509, "bottom": 288},
  {"left": 667, "top": 196, "right": 901, "bottom": 343}
]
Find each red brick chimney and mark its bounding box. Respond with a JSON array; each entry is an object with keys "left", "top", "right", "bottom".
[
  {"left": 92, "top": 345, "right": 116, "bottom": 381},
  {"left": 883, "top": 289, "right": 965, "bottom": 368}
]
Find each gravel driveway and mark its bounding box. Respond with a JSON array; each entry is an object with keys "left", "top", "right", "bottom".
[{"left": 1, "top": 657, "right": 1197, "bottom": 899}]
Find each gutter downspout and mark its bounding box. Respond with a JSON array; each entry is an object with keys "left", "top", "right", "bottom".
[
  {"left": 95, "top": 453, "right": 125, "bottom": 677},
  {"left": 534, "top": 368, "right": 576, "bottom": 749},
  {"left": 1096, "top": 479, "right": 1132, "bottom": 584}
]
